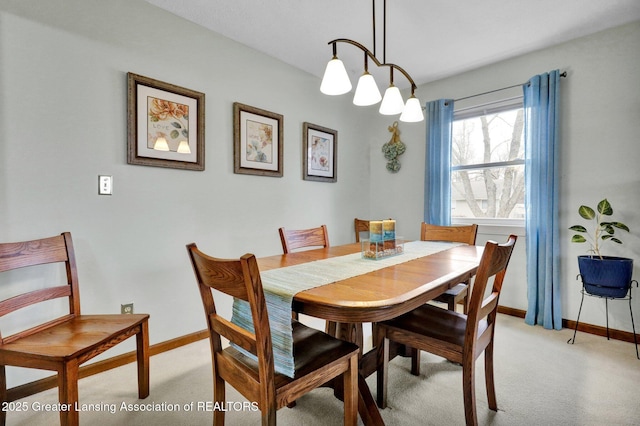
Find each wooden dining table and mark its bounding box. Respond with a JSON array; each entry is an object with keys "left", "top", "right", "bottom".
[{"left": 257, "top": 242, "right": 484, "bottom": 426}]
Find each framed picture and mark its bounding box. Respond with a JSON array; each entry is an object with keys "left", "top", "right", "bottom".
[
  {"left": 127, "top": 72, "right": 205, "bottom": 171},
  {"left": 303, "top": 122, "right": 337, "bottom": 183},
  {"left": 233, "top": 102, "right": 283, "bottom": 177}
]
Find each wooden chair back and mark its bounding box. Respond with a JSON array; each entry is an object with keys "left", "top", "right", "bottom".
[
  {"left": 0, "top": 233, "right": 80, "bottom": 344},
  {"left": 186, "top": 243, "right": 273, "bottom": 378},
  {"left": 279, "top": 225, "right": 329, "bottom": 253},
  {"left": 465, "top": 235, "right": 517, "bottom": 345},
  {"left": 354, "top": 218, "right": 370, "bottom": 243},
  {"left": 420, "top": 222, "right": 478, "bottom": 318},
  {"left": 420, "top": 223, "right": 478, "bottom": 246}
]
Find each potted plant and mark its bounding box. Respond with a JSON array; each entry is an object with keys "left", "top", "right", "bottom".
[{"left": 569, "top": 198, "right": 632, "bottom": 297}]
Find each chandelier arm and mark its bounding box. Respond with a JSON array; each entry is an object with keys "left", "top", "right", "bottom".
[
  {"left": 328, "top": 39, "right": 381, "bottom": 67},
  {"left": 327, "top": 39, "right": 417, "bottom": 95},
  {"left": 380, "top": 63, "right": 417, "bottom": 95}
]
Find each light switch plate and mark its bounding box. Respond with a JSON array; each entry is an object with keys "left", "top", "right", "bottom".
[{"left": 99, "top": 175, "right": 112, "bottom": 195}]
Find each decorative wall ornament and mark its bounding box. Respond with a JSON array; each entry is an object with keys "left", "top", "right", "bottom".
[{"left": 381, "top": 121, "right": 406, "bottom": 172}]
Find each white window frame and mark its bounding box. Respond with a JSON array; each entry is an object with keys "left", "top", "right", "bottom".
[{"left": 451, "top": 96, "right": 525, "bottom": 228}]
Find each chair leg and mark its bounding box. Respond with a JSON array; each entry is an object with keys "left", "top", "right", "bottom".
[
  {"left": 0, "top": 365, "right": 6, "bottom": 426},
  {"left": 137, "top": 320, "right": 150, "bottom": 398},
  {"left": 58, "top": 360, "right": 80, "bottom": 426},
  {"left": 484, "top": 342, "right": 497, "bottom": 411},
  {"left": 447, "top": 298, "right": 456, "bottom": 311},
  {"left": 375, "top": 332, "right": 389, "bottom": 409},
  {"left": 213, "top": 375, "right": 225, "bottom": 426},
  {"left": 410, "top": 348, "right": 421, "bottom": 376},
  {"left": 343, "top": 355, "right": 358, "bottom": 426},
  {"left": 259, "top": 377, "right": 277, "bottom": 426},
  {"left": 261, "top": 406, "right": 276, "bottom": 426},
  {"left": 462, "top": 357, "right": 478, "bottom": 426}
]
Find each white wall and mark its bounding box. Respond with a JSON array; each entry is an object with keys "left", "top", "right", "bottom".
[
  {"left": 371, "top": 22, "right": 640, "bottom": 334},
  {"left": 0, "top": 0, "right": 376, "bottom": 387},
  {"left": 1, "top": 0, "right": 638, "bottom": 387}
]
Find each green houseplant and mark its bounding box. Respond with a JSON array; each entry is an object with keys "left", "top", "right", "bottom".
[
  {"left": 569, "top": 198, "right": 629, "bottom": 258},
  {"left": 569, "top": 198, "right": 632, "bottom": 297}
]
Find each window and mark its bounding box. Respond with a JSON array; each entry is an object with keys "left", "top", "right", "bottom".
[{"left": 451, "top": 97, "right": 525, "bottom": 225}]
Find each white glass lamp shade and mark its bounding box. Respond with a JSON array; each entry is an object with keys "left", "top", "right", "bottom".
[
  {"left": 399, "top": 96, "right": 424, "bottom": 122},
  {"left": 177, "top": 140, "right": 191, "bottom": 154},
  {"left": 320, "top": 58, "right": 352, "bottom": 95},
  {"left": 153, "top": 137, "right": 170, "bottom": 151},
  {"left": 353, "top": 72, "right": 382, "bottom": 106},
  {"left": 379, "top": 85, "right": 404, "bottom": 115}
]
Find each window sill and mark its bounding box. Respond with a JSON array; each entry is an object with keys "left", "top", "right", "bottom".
[
  {"left": 476, "top": 224, "right": 526, "bottom": 237},
  {"left": 452, "top": 219, "right": 526, "bottom": 237}
]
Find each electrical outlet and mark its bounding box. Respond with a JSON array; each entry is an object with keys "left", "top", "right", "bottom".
[{"left": 121, "top": 303, "right": 134, "bottom": 314}]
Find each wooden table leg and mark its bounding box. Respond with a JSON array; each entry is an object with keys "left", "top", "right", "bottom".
[
  {"left": 358, "top": 373, "right": 385, "bottom": 426},
  {"left": 332, "top": 322, "right": 385, "bottom": 426}
]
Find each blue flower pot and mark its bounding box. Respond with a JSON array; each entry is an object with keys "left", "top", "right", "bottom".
[{"left": 577, "top": 255, "right": 633, "bottom": 298}]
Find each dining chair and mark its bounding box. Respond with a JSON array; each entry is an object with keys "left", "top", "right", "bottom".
[
  {"left": 186, "top": 243, "right": 359, "bottom": 426},
  {"left": 422, "top": 223, "right": 479, "bottom": 315},
  {"left": 354, "top": 218, "right": 370, "bottom": 243},
  {"left": 408, "top": 224, "right": 480, "bottom": 375},
  {"left": 0, "top": 232, "right": 150, "bottom": 426},
  {"left": 278, "top": 224, "right": 329, "bottom": 253},
  {"left": 375, "top": 235, "right": 517, "bottom": 426},
  {"left": 278, "top": 224, "right": 330, "bottom": 325},
  {"left": 409, "top": 222, "right": 478, "bottom": 376}
]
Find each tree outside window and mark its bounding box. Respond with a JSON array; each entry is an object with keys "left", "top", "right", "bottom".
[{"left": 451, "top": 104, "right": 525, "bottom": 223}]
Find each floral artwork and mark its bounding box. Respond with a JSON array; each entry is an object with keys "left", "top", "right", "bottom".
[
  {"left": 233, "top": 103, "right": 283, "bottom": 177},
  {"left": 147, "top": 98, "right": 190, "bottom": 151},
  {"left": 310, "top": 135, "right": 330, "bottom": 172},
  {"left": 245, "top": 120, "right": 273, "bottom": 164},
  {"left": 127, "top": 73, "right": 204, "bottom": 171},
  {"left": 303, "top": 122, "right": 337, "bottom": 182}
]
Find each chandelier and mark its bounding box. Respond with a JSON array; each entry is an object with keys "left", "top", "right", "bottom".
[{"left": 319, "top": 0, "right": 424, "bottom": 122}]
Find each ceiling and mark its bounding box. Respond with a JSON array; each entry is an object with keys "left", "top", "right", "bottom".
[{"left": 145, "top": 0, "right": 640, "bottom": 89}]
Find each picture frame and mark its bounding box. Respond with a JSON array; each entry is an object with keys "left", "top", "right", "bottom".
[
  {"left": 302, "top": 122, "right": 337, "bottom": 183},
  {"left": 127, "top": 72, "right": 205, "bottom": 171},
  {"left": 233, "top": 102, "right": 283, "bottom": 177}
]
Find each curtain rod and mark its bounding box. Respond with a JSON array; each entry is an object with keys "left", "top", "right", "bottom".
[
  {"left": 453, "top": 71, "right": 567, "bottom": 103},
  {"left": 453, "top": 95, "right": 524, "bottom": 114}
]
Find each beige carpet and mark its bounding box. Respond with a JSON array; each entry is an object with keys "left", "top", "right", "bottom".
[{"left": 6, "top": 314, "right": 640, "bottom": 425}]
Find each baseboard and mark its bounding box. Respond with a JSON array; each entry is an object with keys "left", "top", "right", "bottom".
[
  {"left": 497, "top": 306, "right": 527, "bottom": 318},
  {"left": 6, "top": 329, "right": 209, "bottom": 403},
  {"left": 497, "top": 306, "right": 639, "bottom": 344}
]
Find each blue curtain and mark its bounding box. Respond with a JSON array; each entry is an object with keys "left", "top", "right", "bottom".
[
  {"left": 523, "top": 70, "right": 562, "bottom": 330},
  {"left": 424, "top": 99, "right": 454, "bottom": 225}
]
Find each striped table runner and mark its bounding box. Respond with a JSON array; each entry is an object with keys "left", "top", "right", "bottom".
[{"left": 231, "top": 240, "right": 463, "bottom": 377}]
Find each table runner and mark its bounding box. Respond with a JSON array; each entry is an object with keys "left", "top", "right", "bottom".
[{"left": 231, "top": 240, "right": 463, "bottom": 377}]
